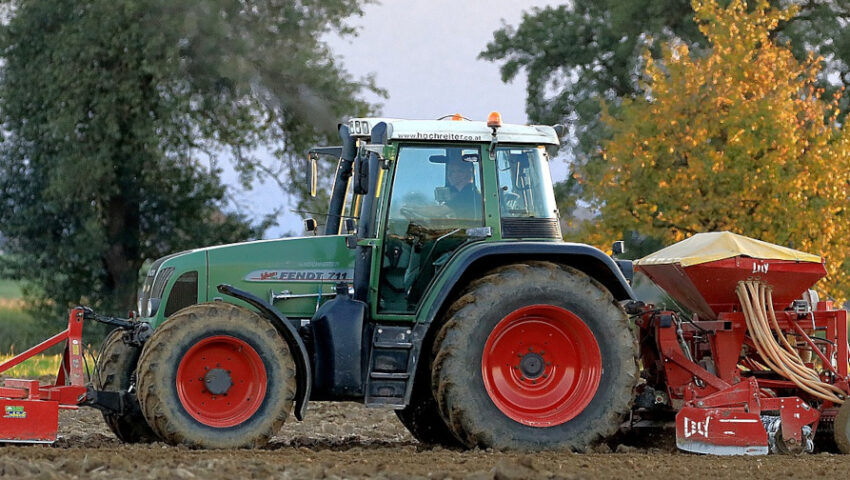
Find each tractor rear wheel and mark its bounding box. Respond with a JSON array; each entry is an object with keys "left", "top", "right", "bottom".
[
  {"left": 136, "top": 303, "right": 296, "bottom": 448},
  {"left": 834, "top": 397, "right": 850, "bottom": 453},
  {"left": 431, "top": 262, "right": 637, "bottom": 451},
  {"left": 94, "top": 328, "right": 157, "bottom": 443},
  {"left": 396, "top": 362, "right": 462, "bottom": 447}
]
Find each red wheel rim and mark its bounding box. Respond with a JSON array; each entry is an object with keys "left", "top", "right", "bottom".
[
  {"left": 176, "top": 335, "right": 267, "bottom": 428},
  {"left": 481, "top": 305, "right": 602, "bottom": 427}
]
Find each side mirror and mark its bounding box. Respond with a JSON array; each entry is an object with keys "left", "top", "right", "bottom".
[
  {"left": 304, "top": 218, "right": 318, "bottom": 235},
  {"left": 612, "top": 240, "right": 625, "bottom": 257},
  {"left": 309, "top": 155, "right": 318, "bottom": 197}
]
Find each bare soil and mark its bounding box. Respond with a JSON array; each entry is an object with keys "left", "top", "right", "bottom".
[{"left": 1, "top": 403, "right": 848, "bottom": 479}]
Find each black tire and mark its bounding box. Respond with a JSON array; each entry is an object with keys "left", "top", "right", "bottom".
[
  {"left": 835, "top": 399, "right": 850, "bottom": 453},
  {"left": 94, "top": 329, "right": 157, "bottom": 443},
  {"left": 136, "top": 303, "right": 296, "bottom": 448},
  {"left": 431, "top": 261, "right": 638, "bottom": 451},
  {"left": 395, "top": 361, "right": 463, "bottom": 447}
]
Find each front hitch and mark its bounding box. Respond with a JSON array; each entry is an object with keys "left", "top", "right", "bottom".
[{"left": 83, "top": 308, "right": 152, "bottom": 346}]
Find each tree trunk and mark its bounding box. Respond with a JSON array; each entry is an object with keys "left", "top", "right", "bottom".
[{"left": 102, "top": 190, "right": 141, "bottom": 314}]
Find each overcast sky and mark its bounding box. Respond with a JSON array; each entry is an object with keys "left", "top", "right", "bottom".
[{"left": 229, "top": 0, "right": 562, "bottom": 237}]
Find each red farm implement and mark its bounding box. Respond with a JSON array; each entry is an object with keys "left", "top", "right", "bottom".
[
  {"left": 0, "top": 308, "right": 87, "bottom": 443},
  {"left": 632, "top": 232, "right": 850, "bottom": 454},
  {"left": 0, "top": 307, "right": 147, "bottom": 443}
]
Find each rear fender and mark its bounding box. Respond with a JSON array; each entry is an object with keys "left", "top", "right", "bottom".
[
  {"left": 419, "top": 241, "right": 635, "bottom": 327},
  {"left": 216, "top": 284, "right": 312, "bottom": 421},
  {"left": 398, "top": 242, "right": 635, "bottom": 406}
]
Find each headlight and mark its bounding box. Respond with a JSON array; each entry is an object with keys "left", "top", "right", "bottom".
[
  {"left": 147, "top": 298, "right": 162, "bottom": 317},
  {"left": 140, "top": 267, "right": 174, "bottom": 317}
]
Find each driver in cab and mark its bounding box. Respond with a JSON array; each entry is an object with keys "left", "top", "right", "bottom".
[{"left": 444, "top": 154, "right": 482, "bottom": 220}]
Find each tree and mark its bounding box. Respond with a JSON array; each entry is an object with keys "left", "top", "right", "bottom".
[
  {"left": 0, "top": 0, "right": 378, "bottom": 318},
  {"left": 481, "top": 0, "right": 850, "bottom": 214},
  {"left": 482, "top": 1, "right": 699, "bottom": 162},
  {"left": 578, "top": 0, "right": 850, "bottom": 299}
]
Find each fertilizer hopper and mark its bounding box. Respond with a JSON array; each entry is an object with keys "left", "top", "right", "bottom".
[{"left": 634, "top": 231, "right": 826, "bottom": 320}]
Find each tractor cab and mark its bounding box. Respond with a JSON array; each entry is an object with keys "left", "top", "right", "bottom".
[
  {"left": 315, "top": 115, "right": 565, "bottom": 316},
  {"left": 289, "top": 114, "right": 630, "bottom": 416}
]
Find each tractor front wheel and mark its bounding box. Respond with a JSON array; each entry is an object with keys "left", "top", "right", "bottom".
[
  {"left": 432, "top": 262, "right": 637, "bottom": 451},
  {"left": 136, "top": 303, "right": 296, "bottom": 448},
  {"left": 94, "top": 328, "right": 157, "bottom": 443}
]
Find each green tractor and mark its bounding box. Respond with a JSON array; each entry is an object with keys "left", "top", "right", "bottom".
[{"left": 96, "top": 114, "right": 638, "bottom": 450}]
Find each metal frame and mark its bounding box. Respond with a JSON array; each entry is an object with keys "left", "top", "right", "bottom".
[
  {"left": 637, "top": 303, "right": 850, "bottom": 454},
  {"left": 0, "top": 307, "right": 88, "bottom": 443}
]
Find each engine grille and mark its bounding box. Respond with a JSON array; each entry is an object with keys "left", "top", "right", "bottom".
[
  {"left": 501, "top": 218, "right": 562, "bottom": 239},
  {"left": 151, "top": 267, "right": 174, "bottom": 299},
  {"left": 164, "top": 271, "right": 198, "bottom": 317},
  {"left": 137, "top": 252, "right": 183, "bottom": 317}
]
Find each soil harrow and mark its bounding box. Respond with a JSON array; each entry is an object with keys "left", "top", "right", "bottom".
[{"left": 0, "top": 307, "right": 144, "bottom": 443}]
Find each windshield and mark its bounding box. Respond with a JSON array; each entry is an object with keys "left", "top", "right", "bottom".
[{"left": 495, "top": 146, "right": 558, "bottom": 219}]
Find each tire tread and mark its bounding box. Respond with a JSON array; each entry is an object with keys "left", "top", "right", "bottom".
[
  {"left": 136, "top": 303, "right": 296, "bottom": 448},
  {"left": 431, "top": 261, "right": 637, "bottom": 451}
]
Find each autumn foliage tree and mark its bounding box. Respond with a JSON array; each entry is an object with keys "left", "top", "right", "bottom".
[{"left": 579, "top": 0, "right": 850, "bottom": 299}]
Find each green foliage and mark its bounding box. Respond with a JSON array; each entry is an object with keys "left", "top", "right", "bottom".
[
  {"left": 0, "top": 276, "right": 107, "bottom": 355},
  {"left": 0, "top": 277, "right": 43, "bottom": 353},
  {"left": 0, "top": 279, "right": 21, "bottom": 299},
  {"left": 0, "top": 0, "right": 378, "bottom": 318},
  {"left": 0, "top": 352, "right": 63, "bottom": 379},
  {"left": 481, "top": 1, "right": 701, "bottom": 164},
  {"left": 0, "top": 305, "right": 43, "bottom": 353}
]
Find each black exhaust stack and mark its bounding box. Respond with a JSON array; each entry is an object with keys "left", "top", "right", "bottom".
[{"left": 324, "top": 124, "right": 356, "bottom": 235}]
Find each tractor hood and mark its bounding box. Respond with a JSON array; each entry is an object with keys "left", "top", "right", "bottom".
[
  {"left": 204, "top": 234, "right": 355, "bottom": 319},
  {"left": 143, "top": 234, "right": 355, "bottom": 328}
]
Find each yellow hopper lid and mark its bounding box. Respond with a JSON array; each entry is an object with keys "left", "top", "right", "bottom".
[{"left": 634, "top": 231, "right": 821, "bottom": 267}]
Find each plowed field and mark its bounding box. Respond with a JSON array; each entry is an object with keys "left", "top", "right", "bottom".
[{"left": 0, "top": 403, "right": 847, "bottom": 479}]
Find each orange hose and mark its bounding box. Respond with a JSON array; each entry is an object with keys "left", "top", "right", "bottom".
[
  {"left": 744, "top": 282, "right": 841, "bottom": 399},
  {"left": 736, "top": 281, "right": 844, "bottom": 404}
]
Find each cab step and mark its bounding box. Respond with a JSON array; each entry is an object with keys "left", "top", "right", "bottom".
[{"left": 365, "top": 325, "right": 414, "bottom": 408}]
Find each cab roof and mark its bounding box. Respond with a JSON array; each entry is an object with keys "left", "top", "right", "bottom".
[{"left": 347, "top": 117, "right": 560, "bottom": 146}]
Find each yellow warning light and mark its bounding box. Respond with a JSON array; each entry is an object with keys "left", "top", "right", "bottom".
[
  {"left": 451, "top": 113, "right": 464, "bottom": 121},
  {"left": 487, "top": 111, "right": 502, "bottom": 128}
]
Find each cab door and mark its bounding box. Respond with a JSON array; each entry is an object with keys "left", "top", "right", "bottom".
[{"left": 375, "top": 144, "right": 485, "bottom": 314}]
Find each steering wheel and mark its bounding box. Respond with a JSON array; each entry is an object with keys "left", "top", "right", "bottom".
[
  {"left": 501, "top": 191, "right": 523, "bottom": 213},
  {"left": 400, "top": 205, "right": 429, "bottom": 222},
  {"left": 399, "top": 204, "right": 453, "bottom": 222}
]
